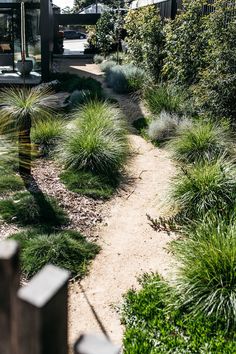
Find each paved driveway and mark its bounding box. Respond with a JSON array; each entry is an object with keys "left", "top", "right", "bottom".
[{"left": 63, "top": 39, "right": 88, "bottom": 55}]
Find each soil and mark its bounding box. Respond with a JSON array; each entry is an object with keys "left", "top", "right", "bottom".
[{"left": 63, "top": 61, "right": 177, "bottom": 349}]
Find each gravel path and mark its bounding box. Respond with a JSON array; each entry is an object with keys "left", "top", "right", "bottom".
[{"left": 63, "top": 61, "right": 177, "bottom": 349}]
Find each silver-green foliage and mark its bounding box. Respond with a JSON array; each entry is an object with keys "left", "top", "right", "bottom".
[{"left": 60, "top": 101, "right": 129, "bottom": 175}]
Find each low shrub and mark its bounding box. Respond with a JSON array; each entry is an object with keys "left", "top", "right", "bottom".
[
  {"left": 122, "top": 274, "right": 236, "bottom": 353},
  {"left": 50, "top": 72, "right": 103, "bottom": 98},
  {"left": 0, "top": 175, "right": 24, "bottom": 194},
  {"left": 11, "top": 229, "right": 100, "bottom": 278},
  {"left": 0, "top": 191, "right": 68, "bottom": 226},
  {"left": 171, "top": 159, "right": 236, "bottom": 221},
  {"left": 107, "top": 65, "right": 145, "bottom": 94},
  {"left": 168, "top": 119, "right": 233, "bottom": 164},
  {"left": 31, "top": 118, "right": 64, "bottom": 157},
  {"left": 60, "top": 101, "right": 129, "bottom": 176},
  {"left": 173, "top": 219, "right": 236, "bottom": 331},
  {"left": 143, "top": 84, "right": 190, "bottom": 116},
  {"left": 93, "top": 54, "right": 104, "bottom": 64},
  {"left": 60, "top": 169, "right": 117, "bottom": 199}
]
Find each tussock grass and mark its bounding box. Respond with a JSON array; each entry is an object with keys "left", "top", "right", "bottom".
[
  {"left": 168, "top": 119, "right": 233, "bottom": 163},
  {"left": 31, "top": 118, "right": 64, "bottom": 157},
  {"left": 106, "top": 64, "right": 145, "bottom": 93},
  {"left": 12, "top": 229, "right": 100, "bottom": 279},
  {"left": 60, "top": 101, "right": 129, "bottom": 177},
  {"left": 173, "top": 219, "right": 236, "bottom": 331},
  {"left": 0, "top": 175, "right": 24, "bottom": 194},
  {"left": 143, "top": 84, "right": 189, "bottom": 115},
  {"left": 171, "top": 158, "right": 236, "bottom": 221}
]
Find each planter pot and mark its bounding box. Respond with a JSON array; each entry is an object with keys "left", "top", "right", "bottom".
[{"left": 16, "top": 59, "right": 33, "bottom": 76}]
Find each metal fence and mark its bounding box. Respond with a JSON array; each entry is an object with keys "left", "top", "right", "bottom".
[{"left": 0, "top": 240, "right": 120, "bottom": 354}]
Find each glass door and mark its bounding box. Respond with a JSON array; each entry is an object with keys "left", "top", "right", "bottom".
[{"left": 0, "top": 9, "right": 14, "bottom": 72}]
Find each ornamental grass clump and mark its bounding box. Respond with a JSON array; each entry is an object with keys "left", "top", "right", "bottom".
[
  {"left": 171, "top": 158, "right": 236, "bottom": 221},
  {"left": 107, "top": 64, "right": 145, "bottom": 94},
  {"left": 173, "top": 220, "right": 236, "bottom": 331},
  {"left": 143, "top": 84, "right": 189, "bottom": 116},
  {"left": 31, "top": 118, "right": 64, "bottom": 157},
  {"left": 168, "top": 119, "right": 233, "bottom": 164},
  {"left": 12, "top": 229, "right": 100, "bottom": 279},
  {"left": 60, "top": 101, "right": 129, "bottom": 177}
]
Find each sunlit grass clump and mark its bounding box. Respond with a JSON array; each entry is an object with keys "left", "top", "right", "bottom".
[
  {"left": 168, "top": 119, "right": 233, "bottom": 163},
  {"left": 0, "top": 175, "right": 24, "bottom": 194},
  {"left": 171, "top": 159, "right": 236, "bottom": 221},
  {"left": 12, "top": 229, "right": 100, "bottom": 279},
  {"left": 0, "top": 192, "right": 68, "bottom": 226},
  {"left": 31, "top": 118, "right": 64, "bottom": 157},
  {"left": 60, "top": 101, "right": 129, "bottom": 177},
  {"left": 173, "top": 219, "right": 236, "bottom": 331}
]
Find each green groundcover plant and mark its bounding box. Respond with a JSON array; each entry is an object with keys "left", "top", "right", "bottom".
[
  {"left": 11, "top": 229, "right": 100, "bottom": 279},
  {"left": 122, "top": 274, "right": 236, "bottom": 353}
]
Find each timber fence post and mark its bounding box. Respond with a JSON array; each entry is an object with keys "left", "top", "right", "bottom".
[{"left": 17, "top": 264, "right": 70, "bottom": 354}]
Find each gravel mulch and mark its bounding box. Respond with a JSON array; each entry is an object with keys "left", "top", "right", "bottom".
[{"left": 0, "top": 159, "right": 106, "bottom": 241}]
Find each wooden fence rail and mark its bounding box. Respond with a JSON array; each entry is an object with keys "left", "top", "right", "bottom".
[{"left": 0, "top": 240, "right": 120, "bottom": 354}]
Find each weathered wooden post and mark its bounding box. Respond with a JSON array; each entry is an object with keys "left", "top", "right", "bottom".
[
  {"left": 17, "top": 264, "right": 70, "bottom": 354},
  {"left": 74, "top": 334, "right": 120, "bottom": 354},
  {"left": 0, "top": 240, "right": 20, "bottom": 354}
]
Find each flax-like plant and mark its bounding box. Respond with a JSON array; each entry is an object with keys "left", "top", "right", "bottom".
[{"left": 0, "top": 87, "right": 56, "bottom": 180}]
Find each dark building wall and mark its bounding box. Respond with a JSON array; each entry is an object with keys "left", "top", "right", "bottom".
[{"left": 40, "top": 0, "right": 54, "bottom": 81}]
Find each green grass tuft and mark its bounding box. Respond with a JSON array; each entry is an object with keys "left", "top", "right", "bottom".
[
  {"left": 172, "top": 219, "right": 236, "bottom": 331},
  {"left": 60, "top": 101, "right": 129, "bottom": 177},
  {"left": 168, "top": 119, "right": 233, "bottom": 164},
  {"left": 0, "top": 192, "right": 68, "bottom": 226},
  {"left": 31, "top": 118, "right": 64, "bottom": 157},
  {"left": 171, "top": 158, "right": 236, "bottom": 221},
  {"left": 60, "top": 169, "right": 117, "bottom": 199},
  {"left": 11, "top": 229, "right": 100, "bottom": 279}
]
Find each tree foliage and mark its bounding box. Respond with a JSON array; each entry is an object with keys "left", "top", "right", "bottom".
[
  {"left": 162, "top": 0, "right": 209, "bottom": 86},
  {"left": 124, "top": 5, "right": 165, "bottom": 81}
]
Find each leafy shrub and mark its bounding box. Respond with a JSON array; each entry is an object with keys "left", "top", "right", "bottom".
[
  {"left": 124, "top": 5, "right": 165, "bottom": 81},
  {"left": 0, "top": 191, "right": 68, "bottom": 226},
  {"left": 194, "top": 1, "right": 236, "bottom": 119},
  {"left": 168, "top": 119, "right": 233, "bottom": 163},
  {"left": 12, "top": 229, "right": 100, "bottom": 278},
  {"left": 50, "top": 72, "right": 103, "bottom": 98},
  {"left": 0, "top": 175, "right": 24, "bottom": 194},
  {"left": 122, "top": 273, "right": 236, "bottom": 353},
  {"left": 173, "top": 219, "right": 236, "bottom": 330},
  {"left": 163, "top": 0, "right": 208, "bottom": 86},
  {"left": 31, "top": 118, "right": 64, "bottom": 157},
  {"left": 60, "top": 101, "right": 129, "bottom": 176},
  {"left": 143, "top": 84, "right": 189, "bottom": 116},
  {"left": 95, "top": 11, "right": 117, "bottom": 56},
  {"left": 107, "top": 64, "right": 145, "bottom": 94},
  {"left": 60, "top": 169, "right": 117, "bottom": 199},
  {"left": 93, "top": 54, "right": 104, "bottom": 64},
  {"left": 171, "top": 159, "right": 236, "bottom": 221}
]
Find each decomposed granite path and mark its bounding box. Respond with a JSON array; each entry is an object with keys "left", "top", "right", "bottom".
[{"left": 60, "top": 60, "right": 177, "bottom": 350}]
